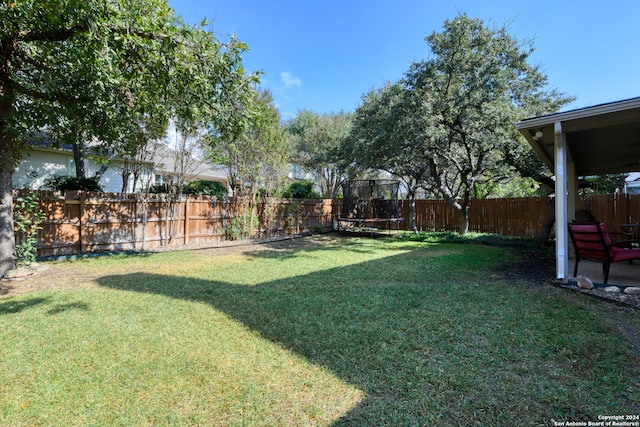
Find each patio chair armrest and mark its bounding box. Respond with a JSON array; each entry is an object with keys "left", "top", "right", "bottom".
[
  {"left": 609, "top": 232, "right": 633, "bottom": 240},
  {"left": 607, "top": 240, "right": 636, "bottom": 248}
]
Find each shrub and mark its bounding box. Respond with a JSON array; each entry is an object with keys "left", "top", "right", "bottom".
[
  {"left": 149, "top": 183, "right": 171, "bottom": 194},
  {"left": 282, "top": 180, "right": 321, "bottom": 199},
  {"left": 45, "top": 176, "right": 102, "bottom": 192},
  {"left": 13, "top": 190, "right": 45, "bottom": 265},
  {"left": 185, "top": 180, "right": 227, "bottom": 198},
  {"left": 311, "top": 224, "right": 325, "bottom": 234}
]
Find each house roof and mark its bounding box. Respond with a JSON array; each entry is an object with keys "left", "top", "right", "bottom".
[
  {"left": 516, "top": 97, "right": 640, "bottom": 176},
  {"left": 27, "top": 136, "right": 227, "bottom": 182},
  {"left": 152, "top": 145, "right": 227, "bottom": 182}
]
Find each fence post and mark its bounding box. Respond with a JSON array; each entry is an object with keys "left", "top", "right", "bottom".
[
  {"left": 79, "top": 192, "right": 86, "bottom": 254},
  {"left": 184, "top": 197, "right": 189, "bottom": 245},
  {"left": 133, "top": 194, "right": 138, "bottom": 250}
]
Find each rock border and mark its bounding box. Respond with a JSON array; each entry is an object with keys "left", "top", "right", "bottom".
[{"left": 555, "top": 277, "right": 640, "bottom": 311}]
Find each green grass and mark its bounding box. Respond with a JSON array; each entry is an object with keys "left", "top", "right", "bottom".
[{"left": 1, "top": 235, "right": 639, "bottom": 426}]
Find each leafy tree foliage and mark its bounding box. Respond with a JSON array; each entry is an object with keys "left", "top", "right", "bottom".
[
  {"left": 346, "top": 14, "right": 572, "bottom": 234},
  {"left": 286, "top": 110, "right": 353, "bottom": 198},
  {"left": 44, "top": 176, "right": 103, "bottom": 192},
  {"left": 406, "top": 15, "right": 571, "bottom": 233},
  {"left": 282, "top": 180, "right": 321, "bottom": 199},
  {"left": 580, "top": 174, "right": 627, "bottom": 195},
  {"left": 206, "top": 88, "right": 288, "bottom": 239},
  {"left": 0, "top": 0, "right": 256, "bottom": 275},
  {"left": 185, "top": 180, "right": 228, "bottom": 199},
  {"left": 345, "top": 83, "right": 431, "bottom": 232},
  {"left": 208, "top": 88, "right": 288, "bottom": 199}
]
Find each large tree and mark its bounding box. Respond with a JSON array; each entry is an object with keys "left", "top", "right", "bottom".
[
  {"left": 347, "top": 14, "right": 571, "bottom": 234},
  {"left": 286, "top": 110, "right": 352, "bottom": 198},
  {"left": 206, "top": 88, "right": 288, "bottom": 239},
  {"left": 0, "top": 0, "right": 255, "bottom": 275},
  {"left": 209, "top": 88, "right": 288, "bottom": 198},
  {"left": 406, "top": 15, "right": 572, "bottom": 233}
]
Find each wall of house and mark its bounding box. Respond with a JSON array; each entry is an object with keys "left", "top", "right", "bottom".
[
  {"left": 13, "top": 147, "right": 133, "bottom": 193},
  {"left": 13, "top": 148, "right": 74, "bottom": 190},
  {"left": 624, "top": 173, "right": 640, "bottom": 195},
  {"left": 626, "top": 183, "right": 640, "bottom": 195},
  {"left": 14, "top": 147, "right": 227, "bottom": 193}
]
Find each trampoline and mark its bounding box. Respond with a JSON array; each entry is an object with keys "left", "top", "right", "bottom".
[{"left": 337, "top": 180, "right": 405, "bottom": 235}]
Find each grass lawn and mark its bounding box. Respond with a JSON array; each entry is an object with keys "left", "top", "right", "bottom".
[{"left": 1, "top": 234, "right": 639, "bottom": 426}]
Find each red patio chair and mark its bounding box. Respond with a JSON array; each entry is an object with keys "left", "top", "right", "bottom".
[{"left": 568, "top": 222, "right": 640, "bottom": 284}]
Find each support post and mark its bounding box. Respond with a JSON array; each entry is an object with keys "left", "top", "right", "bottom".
[{"left": 554, "top": 121, "right": 569, "bottom": 282}]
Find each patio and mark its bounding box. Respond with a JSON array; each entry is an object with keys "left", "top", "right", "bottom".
[
  {"left": 569, "top": 255, "right": 640, "bottom": 288},
  {"left": 516, "top": 96, "right": 640, "bottom": 288}
]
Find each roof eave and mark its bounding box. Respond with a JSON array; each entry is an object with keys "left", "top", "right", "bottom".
[{"left": 515, "top": 96, "right": 640, "bottom": 129}]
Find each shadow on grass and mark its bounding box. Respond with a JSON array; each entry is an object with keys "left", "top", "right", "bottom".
[
  {"left": 0, "top": 296, "right": 51, "bottom": 315},
  {"left": 46, "top": 301, "right": 90, "bottom": 315},
  {"left": 96, "top": 245, "right": 638, "bottom": 425},
  {"left": 240, "top": 234, "right": 428, "bottom": 262}
]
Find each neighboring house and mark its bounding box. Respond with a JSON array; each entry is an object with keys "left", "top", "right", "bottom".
[
  {"left": 152, "top": 144, "right": 229, "bottom": 191},
  {"left": 13, "top": 142, "right": 229, "bottom": 193},
  {"left": 13, "top": 144, "right": 128, "bottom": 192},
  {"left": 287, "top": 163, "right": 316, "bottom": 182},
  {"left": 624, "top": 172, "right": 640, "bottom": 195}
]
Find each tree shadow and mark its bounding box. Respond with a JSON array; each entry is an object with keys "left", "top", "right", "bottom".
[
  {"left": 46, "top": 301, "right": 91, "bottom": 315},
  {"left": 0, "top": 296, "right": 51, "bottom": 315},
  {"left": 240, "top": 234, "right": 422, "bottom": 261},
  {"left": 93, "top": 247, "right": 509, "bottom": 425},
  {"left": 94, "top": 244, "right": 623, "bottom": 425}
]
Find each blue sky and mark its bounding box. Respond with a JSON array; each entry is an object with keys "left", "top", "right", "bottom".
[{"left": 168, "top": 0, "right": 640, "bottom": 120}]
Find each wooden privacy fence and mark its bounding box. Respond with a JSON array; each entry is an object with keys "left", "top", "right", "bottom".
[
  {"left": 399, "top": 197, "right": 553, "bottom": 236},
  {"left": 21, "top": 191, "right": 334, "bottom": 257},
  {"left": 399, "top": 195, "right": 640, "bottom": 237},
  {"left": 13, "top": 191, "right": 640, "bottom": 257}
]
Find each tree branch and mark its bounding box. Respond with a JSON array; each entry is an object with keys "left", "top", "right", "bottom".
[{"left": 18, "top": 24, "right": 89, "bottom": 43}]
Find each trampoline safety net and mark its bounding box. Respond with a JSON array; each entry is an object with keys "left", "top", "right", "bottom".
[{"left": 340, "top": 180, "right": 402, "bottom": 219}]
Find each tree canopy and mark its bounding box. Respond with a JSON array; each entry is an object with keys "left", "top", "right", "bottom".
[
  {"left": 286, "top": 110, "right": 353, "bottom": 198},
  {"left": 0, "top": 0, "right": 256, "bottom": 275},
  {"left": 344, "top": 83, "right": 431, "bottom": 232},
  {"left": 346, "top": 14, "right": 572, "bottom": 234},
  {"left": 208, "top": 88, "right": 288, "bottom": 199}
]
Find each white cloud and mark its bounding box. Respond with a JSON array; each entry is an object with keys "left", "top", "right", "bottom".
[{"left": 280, "top": 71, "right": 301, "bottom": 89}]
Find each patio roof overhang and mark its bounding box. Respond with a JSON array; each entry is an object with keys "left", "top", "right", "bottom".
[
  {"left": 515, "top": 96, "right": 640, "bottom": 283},
  {"left": 516, "top": 97, "right": 640, "bottom": 176}
]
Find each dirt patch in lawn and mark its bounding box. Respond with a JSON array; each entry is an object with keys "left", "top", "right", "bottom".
[{"left": 0, "top": 234, "right": 333, "bottom": 297}]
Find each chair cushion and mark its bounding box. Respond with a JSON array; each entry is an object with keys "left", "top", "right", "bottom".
[
  {"left": 570, "top": 222, "right": 609, "bottom": 260},
  {"left": 610, "top": 246, "right": 640, "bottom": 262}
]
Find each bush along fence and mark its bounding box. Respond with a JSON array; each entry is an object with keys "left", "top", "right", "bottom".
[{"left": 12, "top": 191, "right": 640, "bottom": 258}]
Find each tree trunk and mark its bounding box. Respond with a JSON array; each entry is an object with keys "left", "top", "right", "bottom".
[
  {"left": 457, "top": 204, "right": 470, "bottom": 235},
  {"left": 0, "top": 88, "right": 19, "bottom": 276},
  {"left": 72, "top": 140, "right": 86, "bottom": 179},
  {"left": 121, "top": 170, "right": 130, "bottom": 194},
  {"left": 408, "top": 193, "right": 418, "bottom": 234},
  {"left": 537, "top": 197, "right": 555, "bottom": 245},
  {"left": 0, "top": 164, "right": 15, "bottom": 276}
]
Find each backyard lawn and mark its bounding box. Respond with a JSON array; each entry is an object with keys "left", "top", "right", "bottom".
[{"left": 1, "top": 234, "right": 639, "bottom": 426}]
